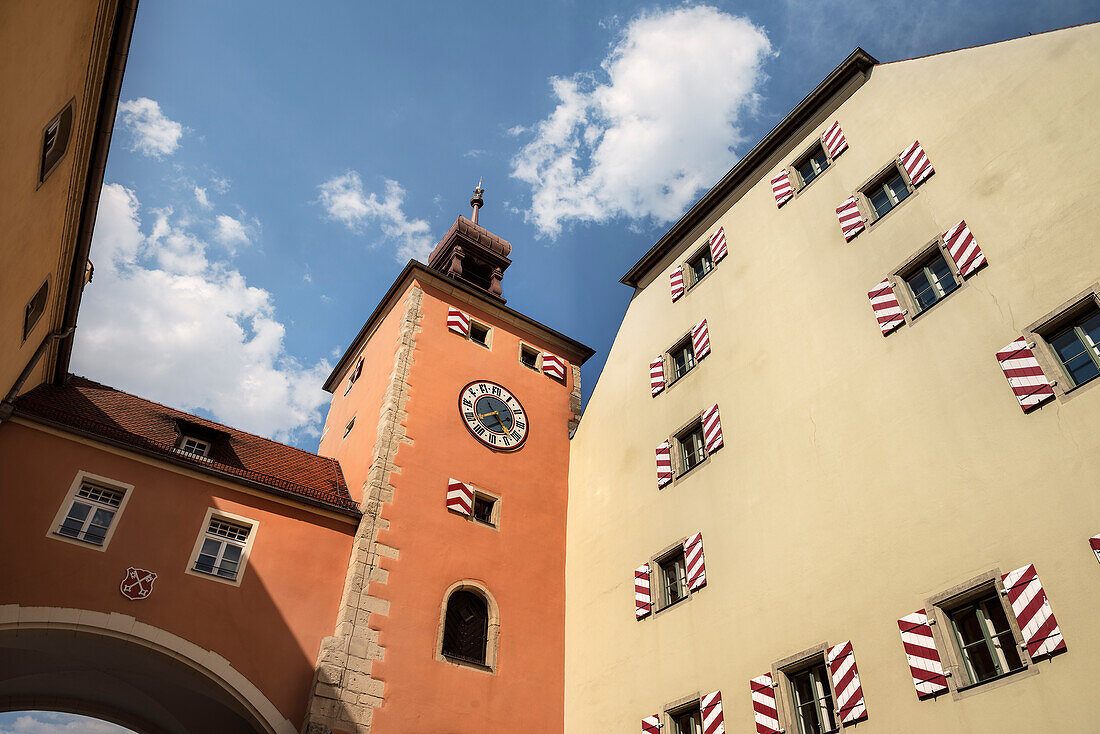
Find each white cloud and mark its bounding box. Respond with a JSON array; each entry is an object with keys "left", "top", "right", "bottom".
[
  {"left": 506, "top": 125, "right": 527, "bottom": 137},
  {"left": 317, "top": 172, "right": 434, "bottom": 262},
  {"left": 211, "top": 176, "right": 231, "bottom": 194},
  {"left": 510, "top": 6, "right": 772, "bottom": 237},
  {"left": 214, "top": 214, "right": 252, "bottom": 251},
  {"left": 0, "top": 712, "right": 133, "bottom": 734},
  {"left": 117, "top": 98, "right": 184, "bottom": 158},
  {"left": 193, "top": 186, "right": 211, "bottom": 208},
  {"left": 72, "top": 183, "right": 332, "bottom": 443},
  {"left": 464, "top": 148, "right": 486, "bottom": 158}
]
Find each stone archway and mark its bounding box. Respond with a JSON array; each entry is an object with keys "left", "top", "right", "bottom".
[{"left": 0, "top": 606, "right": 295, "bottom": 734}]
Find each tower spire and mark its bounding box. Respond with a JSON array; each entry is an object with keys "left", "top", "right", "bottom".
[{"left": 470, "top": 178, "right": 485, "bottom": 224}]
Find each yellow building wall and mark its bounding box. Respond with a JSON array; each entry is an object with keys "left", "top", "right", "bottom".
[
  {"left": 566, "top": 25, "right": 1100, "bottom": 733},
  {"left": 0, "top": 0, "right": 119, "bottom": 398}
]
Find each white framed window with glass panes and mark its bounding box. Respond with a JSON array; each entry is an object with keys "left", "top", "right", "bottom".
[
  {"left": 186, "top": 508, "right": 258, "bottom": 586},
  {"left": 48, "top": 471, "right": 133, "bottom": 551},
  {"left": 177, "top": 435, "right": 211, "bottom": 459}
]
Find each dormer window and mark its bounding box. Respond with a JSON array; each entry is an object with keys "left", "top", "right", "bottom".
[{"left": 179, "top": 436, "right": 211, "bottom": 458}]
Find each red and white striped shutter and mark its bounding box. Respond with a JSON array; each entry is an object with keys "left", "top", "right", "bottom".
[
  {"left": 900, "top": 140, "right": 934, "bottom": 187},
  {"left": 635, "top": 564, "right": 653, "bottom": 619},
  {"left": 749, "top": 674, "right": 782, "bottom": 734},
  {"left": 867, "top": 279, "right": 905, "bottom": 336},
  {"left": 670, "top": 267, "right": 685, "bottom": 301},
  {"left": 771, "top": 171, "right": 793, "bottom": 208},
  {"left": 700, "top": 690, "right": 725, "bottom": 734},
  {"left": 447, "top": 307, "right": 470, "bottom": 336},
  {"left": 709, "top": 227, "right": 728, "bottom": 263},
  {"left": 1091, "top": 535, "right": 1100, "bottom": 564},
  {"left": 684, "top": 532, "right": 706, "bottom": 591},
  {"left": 942, "top": 220, "right": 986, "bottom": 277},
  {"left": 996, "top": 338, "right": 1056, "bottom": 412},
  {"left": 897, "top": 609, "right": 950, "bottom": 699},
  {"left": 352, "top": 357, "right": 363, "bottom": 381},
  {"left": 836, "top": 197, "right": 865, "bottom": 241},
  {"left": 641, "top": 715, "right": 661, "bottom": 733},
  {"left": 826, "top": 640, "right": 867, "bottom": 724},
  {"left": 1001, "top": 564, "right": 1067, "bottom": 659},
  {"left": 822, "top": 120, "right": 848, "bottom": 159},
  {"left": 655, "top": 441, "right": 673, "bottom": 488},
  {"left": 542, "top": 352, "right": 566, "bottom": 380},
  {"left": 692, "top": 319, "right": 711, "bottom": 360},
  {"left": 445, "top": 478, "right": 473, "bottom": 516},
  {"left": 650, "top": 356, "right": 666, "bottom": 396},
  {"left": 702, "top": 404, "right": 723, "bottom": 454}
]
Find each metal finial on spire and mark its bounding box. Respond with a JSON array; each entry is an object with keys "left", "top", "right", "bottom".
[{"left": 470, "top": 178, "right": 485, "bottom": 224}]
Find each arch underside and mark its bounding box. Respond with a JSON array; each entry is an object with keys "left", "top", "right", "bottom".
[{"left": 0, "top": 610, "right": 291, "bottom": 734}]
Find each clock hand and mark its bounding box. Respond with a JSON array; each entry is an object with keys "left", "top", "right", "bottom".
[{"left": 476, "top": 410, "right": 500, "bottom": 419}]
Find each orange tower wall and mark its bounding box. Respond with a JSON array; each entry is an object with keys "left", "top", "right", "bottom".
[{"left": 323, "top": 277, "right": 576, "bottom": 732}]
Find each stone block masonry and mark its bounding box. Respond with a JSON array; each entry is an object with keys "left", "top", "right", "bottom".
[{"left": 302, "top": 287, "right": 423, "bottom": 734}]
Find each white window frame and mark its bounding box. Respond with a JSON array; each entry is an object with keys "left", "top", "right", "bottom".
[
  {"left": 185, "top": 508, "right": 259, "bottom": 587},
  {"left": 47, "top": 471, "right": 134, "bottom": 552},
  {"left": 177, "top": 436, "right": 211, "bottom": 458}
]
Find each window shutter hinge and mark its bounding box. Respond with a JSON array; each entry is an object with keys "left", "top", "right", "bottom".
[
  {"left": 1027, "top": 341, "right": 1036, "bottom": 349},
  {"left": 944, "top": 670, "right": 952, "bottom": 677},
  {"left": 1019, "top": 642, "right": 1029, "bottom": 649},
  {"left": 926, "top": 617, "right": 936, "bottom": 625},
  {"left": 889, "top": 280, "right": 897, "bottom": 288}
]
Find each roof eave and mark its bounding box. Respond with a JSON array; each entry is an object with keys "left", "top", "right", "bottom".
[
  {"left": 13, "top": 410, "right": 362, "bottom": 520},
  {"left": 619, "top": 46, "right": 878, "bottom": 288},
  {"left": 322, "top": 261, "right": 596, "bottom": 392}
]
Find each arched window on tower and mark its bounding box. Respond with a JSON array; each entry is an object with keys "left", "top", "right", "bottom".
[{"left": 441, "top": 589, "right": 489, "bottom": 665}]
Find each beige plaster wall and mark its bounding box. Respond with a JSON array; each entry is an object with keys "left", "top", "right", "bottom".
[
  {"left": 566, "top": 24, "right": 1100, "bottom": 733},
  {"left": 0, "top": 0, "right": 115, "bottom": 397}
]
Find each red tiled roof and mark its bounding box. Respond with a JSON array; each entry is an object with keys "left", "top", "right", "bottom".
[{"left": 14, "top": 376, "right": 359, "bottom": 514}]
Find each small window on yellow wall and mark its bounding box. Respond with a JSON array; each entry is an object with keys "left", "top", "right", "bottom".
[
  {"left": 40, "top": 102, "right": 74, "bottom": 184},
  {"left": 23, "top": 279, "right": 49, "bottom": 342}
]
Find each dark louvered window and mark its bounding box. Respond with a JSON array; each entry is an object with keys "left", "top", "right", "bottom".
[{"left": 442, "top": 590, "right": 488, "bottom": 665}]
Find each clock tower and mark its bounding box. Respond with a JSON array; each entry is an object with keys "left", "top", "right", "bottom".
[{"left": 304, "top": 187, "right": 593, "bottom": 734}]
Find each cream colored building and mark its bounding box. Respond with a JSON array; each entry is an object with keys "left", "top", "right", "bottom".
[{"left": 566, "top": 24, "right": 1100, "bottom": 734}]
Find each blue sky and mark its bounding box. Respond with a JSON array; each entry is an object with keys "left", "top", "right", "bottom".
[{"left": 68, "top": 0, "right": 1097, "bottom": 450}]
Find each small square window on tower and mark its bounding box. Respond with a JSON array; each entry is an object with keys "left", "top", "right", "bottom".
[
  {"left": 519, "top": 344, "right": 541, "bottom": 371},
  {"left": 469, "top": 321, "right": 491, "bottom": 347},
  {"left": 472, "top": 494, "right": 496, "bottom": 527},
  {"left": 343, "top": 416, "right": 355, "bottom": 439}
]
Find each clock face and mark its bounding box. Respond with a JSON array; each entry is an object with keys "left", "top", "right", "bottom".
[{"left": 459, "top": 380, "right": 529, "bottom": 451}]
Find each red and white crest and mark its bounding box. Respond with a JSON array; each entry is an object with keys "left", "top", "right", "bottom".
[{"left": 120, "top": 567, "right": 157, "bottom": 600}]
